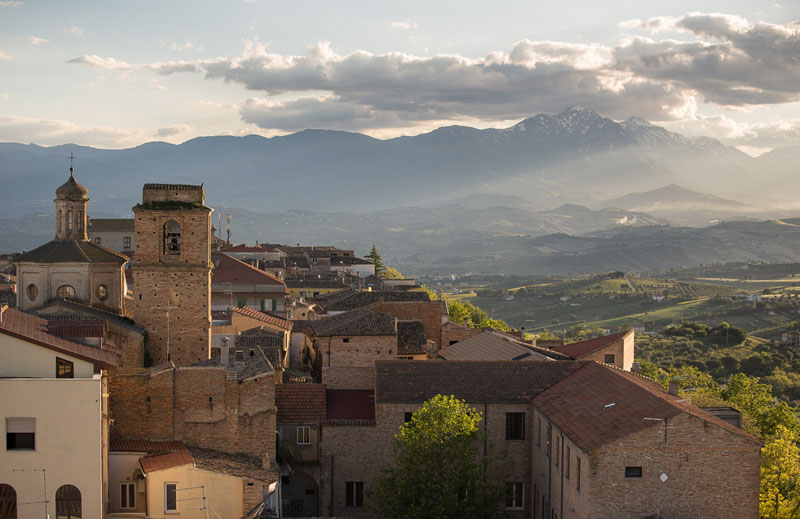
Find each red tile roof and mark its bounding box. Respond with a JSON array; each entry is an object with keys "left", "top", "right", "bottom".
[
  {"left": 551, "top": 331, "right": 630, "bottom": 359},
  {"left": 47, "top": 318, "right": 106, "bottom": 338},
  {"left": 110, "top": 439, "right": 188, "bottom": 453},
  {"left": 233, "top": 306, "right": 292, "bottom": 330},
  {"left": 275, "top": 384, "right": 327, "bottom": 423},
  {"left": 533, "top": 362, "right": 760, "bottom": 451},
  {"left": 225, "top": 244, "right": 270, "bottom": 253},
  {"left": 139, "top": 450, "right": 194, "bottom": 473},
  {"left": 0, "top": 307, "right": 117, "bottom": 370},
  {"left": 326, "top": 389, "right": 375, "bottom": 421},
  {"left": 211, "top": 253, "right": 287, "bottom": 288},
  {"left": 189, "top": 446, "right": 276, "bottom": 483}
]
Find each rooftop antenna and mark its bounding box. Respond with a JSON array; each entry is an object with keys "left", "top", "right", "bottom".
[
  {"left": 217, "top": 211, "right": 222, "bottom": 243},
  {"left": 68, "top": 152, "right": 76, "bottom": 178},
  {"left": 226, "top": 213, "right": 231, "bottom": 244}
]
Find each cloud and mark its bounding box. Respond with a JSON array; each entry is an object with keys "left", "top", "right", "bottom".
[
  {"left": 67, "top": 55, "right": 131, "bottom": 70},
  {"left": 66, "top": 55, "right": 198, "bottom": 74},
  {"left": 155, "top": 124, "right": 190, "bottom": 137},
  {"left": 28, "top": 36, "right": 48, "bottom": 45},
  {"left": 169, "top": 41, "right": 204, "bottom": 51},
  {"left": 665, "top": 114, "right": 800, "bottom": 150},
  {"left": 0, "top": 93, "right": 9, "bottom": 100},
  {"left": 390, "top": 20, "right": 418, "bottom": 30},
  {"left": 62, "top": 22, "right": 84, "bottom": 37},
  {"left": 615, "top": 13, "right": 800, "bottom": 105},
  {"left": 0, "top": 1, "right": 22, "bottom": 6},
  {"left": 0, "top": 115, "right": 144, "bottom": 148},
  {"left": 0, "top": 50, "right": 10, "bottom": 60}
]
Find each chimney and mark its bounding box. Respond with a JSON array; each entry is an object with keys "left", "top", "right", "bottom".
[
  {"left": 0, "top": 304, "right": 6, "bottom": 324},
  {"left": 463, "top": 317, "right": 469, "bottom": 327},
  {"left": 668, "top": 379, "right": 679, "bottom": 396},
  {"left": 631, "top": 362, "right": 643, "bottom": 375}
]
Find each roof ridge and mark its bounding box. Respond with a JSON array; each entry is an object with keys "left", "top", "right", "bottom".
[{"left": 219, "top": 252, "right": 285, "bottom": 284}]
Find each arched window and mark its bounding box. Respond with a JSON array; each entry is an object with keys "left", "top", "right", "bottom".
[
  {"left": 96, "top": 284, "right": 108, "bottom": 301},
  {"left": 56, "top": 485, "right": 81, "bottom": 518},
  {"left": 57, "top": 285, "right": 76, "bottom": 299},
  {"left": 164, "top": 220, "right": 181, "bottom": 255},
  {"left": 0, "top": 484, "right": 16, "bottom": 519},
  {"left": 26, "top": 284, "right": 38, "bottom": 302}
]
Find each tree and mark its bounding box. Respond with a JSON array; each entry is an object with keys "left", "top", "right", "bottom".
[
  {"left": 369, "top": 395, "right": 507, "bottom": 519},
  {"left": 760, "top": 426, "right": 800, "bottom": 519},
  {"left": 366, "top": 244, "right": 386, "bottom": 275}
]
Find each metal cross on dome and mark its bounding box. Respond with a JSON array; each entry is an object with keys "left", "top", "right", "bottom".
[{"left": 68, "top": 152, "right": 76, "bottom": 176}]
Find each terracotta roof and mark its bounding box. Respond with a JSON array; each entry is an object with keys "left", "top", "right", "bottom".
[
  {"left": 286, "top": 279, "right": 350, "bottom": 289},
  {"left": 327, "top": 389, "right": 375, "bottom": 421},
  {"left": 533, "top": 362, "right": 760, "bottom": 451},
  {"left": 375, "top": 360, "right": 581, "bottom": 403},
  {"left": 189, "top": 345, "right": 275, "bottom": 381},
  {"left": 211, "top": 253, "right": 287, "bottom": 288},
  {"left": 111, "top": 439, "right": 188, "bottom": 453},
  {"left": 38, "top": 298, "right": 146, "bottom": 335},
  {"left": 16, "top": 238, "right": 129, "bottom": 264},
  {"left": 46, "top": 318, "right": 106, "bottom": 338},
  {"left": 551, "top": 331, "right": 631, "bottom": 359},
  {"left": 397, "top": 320, "right": 427, "bottom": 356},
  {"left": 309, "top": 308, "right": 396, "bottom": 337},
  {"left": 143, "top": 183, "right": 202, "bottom": 191},
  {"left": 276, "top": 384, "right": 327, "bottom": 423},
  {"left": 189, "top": 446, "right": 276, "bottom": 483},
  {"left": 88, "top": 218, "right": 135, "bottom": 232},
  {"left": 233, "top": 306, "right": 292, "bottom": 330},
  {"left": 139, "top": 450, "right": 194, "bottom": 473},
  {"left": 56, "top": 174, "right": 88, "bottom": 199},
  {"left": 439, "top": 330, "right": 563, "bottom": 362},
  {"left": 0, "top": 307, "right": 117, "bottom": 370},
  {"left": 319, "top": 290, "right": 430, "bottom": 312}
]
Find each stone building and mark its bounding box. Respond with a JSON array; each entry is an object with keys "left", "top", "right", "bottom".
[
  {"left": 87, "top": 218, "right": 135, "bottom": 254},
  {"left": 550, "top": 330, "right": 635, "bottom": 371},
  {"left": 131, "top": 184, "right": 213, "bottom": 366},
  {"left": 15, "top": 168, "right": 128, "bottom": 314}
]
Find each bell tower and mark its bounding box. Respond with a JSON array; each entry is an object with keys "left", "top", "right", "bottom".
[
  {"left": 132, "top": 184, "right": 212, "bottom": 366},
  {"left": 54, "top": 156, "right": 89, "bottom": 240}
]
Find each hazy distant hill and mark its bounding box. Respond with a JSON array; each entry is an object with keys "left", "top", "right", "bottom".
[
  {"left": 0, "top": 107, "right": 792, "bottom": 219},
  {"left": 593, "top": 185, "right": 786, "bottom": 226}
]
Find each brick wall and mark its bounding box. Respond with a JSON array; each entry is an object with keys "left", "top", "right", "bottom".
[
  {"left": 322, "top": 366, "right": 376, "bottom": 390},
  {"left": 441, "top": 321, "right": 480, "bottom": 347},
  {"left": 109, "top": 367, "right": 174, "bottom": 440},
  {"left": 369, "top": 301, "right": 444, "bottom": 347},
  {"left": 318, "top": 335, "right": 396, "bottom": 389},
  {"left": 579, "top": 333, "right": 634, "bottom": 371},
  {"left": 242, "top": 478, "right": 267, "bottom": 514}
]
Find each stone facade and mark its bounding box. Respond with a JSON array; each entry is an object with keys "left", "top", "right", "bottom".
[
  {"left": 132, "top": 184, "right": 212, "bottom": 366},
  {"left": 578, "top": 333, "right": 634, "bottom": 371},
  {"left": 369, "top": 301, "right": 444, "bottom": 348},
  {"left": 318, "top": 335, "right": 396, "bottom": 389}
]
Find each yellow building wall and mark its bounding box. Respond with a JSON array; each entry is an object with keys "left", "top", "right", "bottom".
[
  {"left": 145, "top": 464, "right": 244, "bottom": 519},
  {"left": 0, "top": 332, "right": 95, "bottom": 378},
  {"left": 0, "top": 377, "right": 105, "bottom": 519},
  {"left": 288, "top": 287, "right": 344, "bottom": 298}
]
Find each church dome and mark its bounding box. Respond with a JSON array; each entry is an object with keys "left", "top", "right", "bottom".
[{"left": 56, "top": 171, "right": 89, "bottom": 200}]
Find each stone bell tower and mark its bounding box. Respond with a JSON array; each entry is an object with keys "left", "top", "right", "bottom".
[
  {"left": 132, "top": 184, "right": 212, "bottom": 366},
  {"left": 54, "top": 159, "right": 89, "bottom": 240}
]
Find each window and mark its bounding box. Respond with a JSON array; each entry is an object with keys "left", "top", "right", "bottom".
[
  {"left": 57, "top": 357, "right": 74, "bottom": 379},
  {"left": 6, "top": 417, "right": 35, "bottom": 450},
  {"left": 312, "top": 291, "right": 320, "bottom": 297},
  {"left": 577, "top": 457, "right": 581, "bottom": 491},
  {"left": 505, "top": 482, "right": 524, "bottom": 509},
  {"left": 604, "top": 354, "right": 615, "bottom": 364},
  {"left": 26, "top": 284, "right": 38, "bottom": 302},
  {"left": 56, "top": 484, "right": 81, "bottom": 518},
  {"left": 565, "top": 445, "right": 571, "bottom": 479},
  {"left": 342, "top": 338, "right": 350, "bottom": 343},
  {"left": 506, "top": 412, "right": 525, "bottom": 440},
  {"left": 625, "top": 466, "right": 643, "bottom": 478},
  {"left": 297, "top": 426, "right": 311, "bottom": 445},
  {"left": 57, "top": 285, "right": 76, "bottom": 299},
  {"left": 164, "top": 220, "right": 181, "bottom": 255},
  {"left": 345, "top": 482, "right": 364, "bottom": 509},
  {"left": 123, "top": 236, "right": 132, "bottom": 250},
  {"left": 67, "top": 210, "right": 73, "bottom": 231},
  {"left": 404, "top": 412, "right": 414, "bottom": 424},
  {"left": 164, "top": 483, "right": 177, "bottom": 512},
  {"left": 96, "top": 284, "right": 108, "bottom": 301},
  {"left": 0, "top": 484, "right": 16, "bottom": 518},
  {"left": 94, "top": 237, "right": 101, "bottom": 245},
  {"left": 120, "top": 482, "right": 135, "bottom": 509}
]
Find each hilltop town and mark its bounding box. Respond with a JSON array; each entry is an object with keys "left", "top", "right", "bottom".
[{"left": 0, "top": 170, "right": 762, "bottom": 518}]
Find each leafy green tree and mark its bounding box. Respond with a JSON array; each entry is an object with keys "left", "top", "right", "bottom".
[
  {"left": 447, "top": 300, "right": 472, "bottom": 326},
  {"left": 366, "top": 244, "right": 386, "bottom": 275},
  {"left": 760, "top": 426, "right": 800, "bottom": 519},
  {"left": 723, "top": 373, "right": 799, "bottom": 437},
  {"left": 369, "top": 395, "right": 507, "bottom": 519}
]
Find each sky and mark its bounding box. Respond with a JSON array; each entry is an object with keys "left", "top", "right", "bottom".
[{"left": 0, "top": 1, "right": 798, "bottom": 155}]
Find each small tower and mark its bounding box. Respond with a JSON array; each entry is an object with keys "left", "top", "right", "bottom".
[
  {"left": 132, "top": 184, "right": 212, "bottom": 366},
  {"left": 54, "top": 159, "right": 89, "bottom": 240}
]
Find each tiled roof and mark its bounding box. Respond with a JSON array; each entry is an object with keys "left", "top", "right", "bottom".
[
  {"left": 225, "top": 244, "right": 269, "bottom": 253},
  {"left": 46, "top": 318, "right": 106, "bottom": 338},
  {"left": 111, "top": 439, "right": 188, "bottom": 453},
  {"left": 139, "top": 450, "right": 194, "bottom": 473},
  {"left": 0, "top": 307, "right": 117, "bottom": 369},
  {"left": 276, "top": 384, "right": 327, "bottom": 423},
  {"left": 88, "top": 218, "right": 135, "bottom": 232},
  {"left": 551, "top": 331, "right": 631, "bottom": 359},
  {"left": 143, "top": 183, "right": 202, "bottom": 191},
  {"left": 439, "top": 330, "right": 560, "bottom": 362},
  {"left": 38, "top": 298, "right": 147, "bottom": 335},
  {"left": 319, "top": 290, "right": 430, "bottom": 312},
  {"left": 397, "top": 320, "right": 427, "bottom": 355},
  {"left": 16, "top": 239, "right": 129, "bottom": 264},
  {"left": 189, "top": 446, "right": 276, "bottom": 483},
  {"left": 327, "top": 389, "right": 375, "bottom": 421},
  {"left": 285, "top": 257, "right": 310, "bottom": 269},
  {"left": 286, "top": 279, "right": 350, "bottom": 289},
  {"left": 375, "top": 360, "right": 582, "bottom": 403},
  {"left": 189, "top": 345, "right": 275, "bottom": 381},
  {"left": 309, "top": 308, "right": 396, "bottom": 337},
  {"left": 233, "top": 306, "right": 292, "bottom": 330},
  {"left": 212, "top": 253, "right": 287, "bottom": 288},
  {"left": 330, "top": 256, "right": 373, "bottom": 266},
  {"left": 533, "top": 362, "right": 760, "bottom": 451}
]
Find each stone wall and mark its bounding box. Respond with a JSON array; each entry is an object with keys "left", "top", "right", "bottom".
[
  {"left": 370, "top": 301, "right": 444, "bottom": 347},
  {"left": 318, "top": 335, "right": 396, "bottom": 389},
  {"left": 441, "top": 321, "right": 480, "bottom": 347}
]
